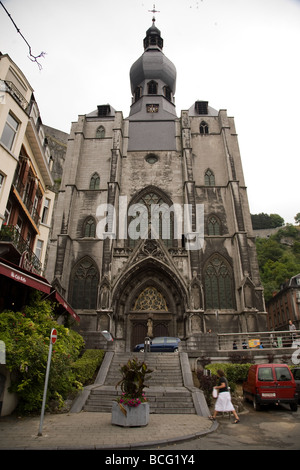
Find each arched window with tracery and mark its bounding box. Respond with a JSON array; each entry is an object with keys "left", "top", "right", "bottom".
[
  {"left": 127, "top": 188, "right": 175, "bottom": 249},
  {"left": 89, "top": 172, "right": 100, "bottom": 190},
  {"left": 204, "top": 255, "right": 234, "bottom": 310},
  {"left": 200, "top": 121, "right": 209, "bottom": 135},
  {"left": 69, "top": 257, "right": 99, "bottom": 309},
  {"left": 204, "top": 169, "right": 215, "bottom": 186},
  {"left": 208, "top": 215, "right": 221, "bottom": 235},
  {"left": 96, "top": 126, "right": 105, "bottom": 138},
  {"left": 133, "top": 286, "right": 168, "bottom": 311},
  {"left": 83, "top": 216, "right": 96, "bottom": 238}
]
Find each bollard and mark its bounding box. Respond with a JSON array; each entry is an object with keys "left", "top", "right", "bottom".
[{"left": 144, "top": 336, "right": 151, "bottom": 361}]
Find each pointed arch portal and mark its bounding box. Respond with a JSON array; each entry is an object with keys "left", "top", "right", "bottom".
[{"left": 112, "top": 251, "right": 187, "bottom": 351}]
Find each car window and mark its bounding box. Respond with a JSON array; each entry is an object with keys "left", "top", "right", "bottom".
[
  {"left": 258, "top": 367, "right": 273, "bottom": 381},
  {"left": 152, "top": 338, "right": 163, "bottom": 344},
  {"left": 166, "top": 338, "right": 176, "bottom": 343},
  {"left": 275, "top": 367, "right": 292, "bottom": 381},
  {"left": 293, "top": 369, "right": 300, "bottom": 380}
]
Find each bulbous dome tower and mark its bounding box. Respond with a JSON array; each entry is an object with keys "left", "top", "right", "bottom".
[{"left": 129, "top": 19, "right": 177, "bottom": 118}]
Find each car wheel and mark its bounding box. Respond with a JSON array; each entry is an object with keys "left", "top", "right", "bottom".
[
  {"left": 290, "top": 402, "right": 298, "bottom": 412},
  {"left": 139, "top": 348, "right": 144, "bottom": 353},
  {"left": 174, "top": 348, "right": 178, "bottom": 353}
]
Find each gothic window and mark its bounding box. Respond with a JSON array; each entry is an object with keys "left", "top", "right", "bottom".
[
  {"left": 204, "top": 169, "right": 215, "bottom": 186},
  {"left": 133, "top": 287, "right": 168, "bottom": 311},
  {"left": 69, "top": 257, "right": 99, "bottom": 309},
  {"left": 83, "top": 216, "right": 96, "bottom": 237},
  {"left": 96, "top": 126, "right": 105, "bottom": 138},
  {"left": 134, "top": 86, "right": 142, "bottom": 102},
  {"left": 147, "top": 80, "right": 158, "bottom": 95},
  {"left": 163, "top": 86, "right": 172, "bottom": 101},
  {"left": 208, "top": 215, "right": 221, "bottom": 235},
  {"left": 89, "top": 172, "right": 100, "bottom": 189},
  {"left": 200, "top": 121, "right": 209, "bottom": 135},
  {"left": 128, "top": 188, "right": 174, "bottom": 249},
  {"left": 204, "top": 255, "right": 234, "bottom": 310}
]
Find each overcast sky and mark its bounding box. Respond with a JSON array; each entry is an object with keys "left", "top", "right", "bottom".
[{"left": 1, "top": 0, "right": 299, "bottom": 224}]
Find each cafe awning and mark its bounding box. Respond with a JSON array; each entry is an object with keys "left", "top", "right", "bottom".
[
  {"left": 0, "top": 260, "right": 51, "bottom": 294},
  {"left": 0, "top": 258, "right": 80, "bottom": 322}
]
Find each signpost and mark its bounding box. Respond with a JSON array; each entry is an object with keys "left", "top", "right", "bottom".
[{"left": 38, "top": 328, "right": 57, "bottom": 436}]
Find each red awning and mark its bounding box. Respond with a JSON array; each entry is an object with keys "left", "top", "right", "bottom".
[
  {"left": 51, "top": 290, "right": 80, "bottom": 323},
  {"left": 0, "top": 258, "right": 80, "bottom": 323},
  {"left": 0, "top": 260, "right": 51, "bottom": 294}
]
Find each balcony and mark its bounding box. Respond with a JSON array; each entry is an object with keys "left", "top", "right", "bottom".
[
  {"left": 13, "top": 174, "right": 41, "bottom": 227},
  {"left": 0, "top": 225, "right": 42, "bottom": 274},
  {"left": 1, "top": 80, "right": 29, "bottom": 111}
]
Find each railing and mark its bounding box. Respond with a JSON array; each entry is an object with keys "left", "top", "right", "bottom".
[
  {"left": 13, "top": 175, "right": 41, "bottom": 226},
  {"left": 217, "top": 330, "right": 300, "bottom": 351},
  {"left": 0, "top": 225, "right": 42, "bottom": 274}
]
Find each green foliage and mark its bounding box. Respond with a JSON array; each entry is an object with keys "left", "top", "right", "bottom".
[
  {"left": 205, "top": 363, "right": 252, "bottom": 391},
  {"left": 255, "top": 225, "right": 300, "bottom": 301},
  {"left": 196, "top": 369, "right": 218, "bottom": 406},
  {"left": 71, "top": 349, "right": 105, "bottom": 384},
  {"left": 116, "top": 357, "right": 153, "bottom": 399},
  {"left": 0, "top": 292, "right": 85, "bottom": 413},
  {"left": 251, "top": 213, "right": 284, "bottom": 230}
]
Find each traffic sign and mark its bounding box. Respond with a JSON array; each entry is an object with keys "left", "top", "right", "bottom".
[{"left": 51, "top": 328, "right": 57, "bottom": 344}]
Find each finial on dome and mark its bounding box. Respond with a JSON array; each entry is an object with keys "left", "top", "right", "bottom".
[{"left": 148, "top": 4, "right": 160, "bottom": 25}]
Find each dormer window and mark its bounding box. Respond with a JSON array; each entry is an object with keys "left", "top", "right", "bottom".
[
  {"left": 97, "top": 105, "right": 110, "bottom": 117},
  {"left": 147, "top": 80, "right": 158, "bottom": 95},
  {"left": 195, "top": 101, "right": 208, "bottom": 115}
]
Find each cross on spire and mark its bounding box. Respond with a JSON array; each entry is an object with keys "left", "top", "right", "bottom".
[{"left": 148, "top": 4, "right": 160, "bottom": 24}]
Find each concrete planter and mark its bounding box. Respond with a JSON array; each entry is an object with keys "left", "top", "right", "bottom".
[{"left": 111, "top": 401, "right": 149, "bottom": 427}]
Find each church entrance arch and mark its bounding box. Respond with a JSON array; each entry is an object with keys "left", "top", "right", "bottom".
[{"left": 112, "top": 257, "right": 187, "bottom": 352}]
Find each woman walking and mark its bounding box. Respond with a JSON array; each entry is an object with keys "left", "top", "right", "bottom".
[{"left": 209, "top": 369, "right": 240, "bottom": 423}]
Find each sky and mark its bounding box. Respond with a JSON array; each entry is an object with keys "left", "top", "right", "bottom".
[{"left": 1, "top": 0, "right": 299, "bottom": 224}]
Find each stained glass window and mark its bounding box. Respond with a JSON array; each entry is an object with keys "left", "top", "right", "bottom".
[
  {"left": 70, "top": 258, "right": 99, "bottom": 309},
  {"left": 204, "top": 255, "right": 234, "bottom": 309},
  {"left": 133, "top": 287, "right": 168, "bottom": 311}
]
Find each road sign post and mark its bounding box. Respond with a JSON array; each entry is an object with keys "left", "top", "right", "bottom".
[{"left": 38, "top": 328, "right": 57, "bottom": 436}]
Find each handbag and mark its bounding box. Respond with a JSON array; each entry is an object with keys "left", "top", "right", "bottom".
[{"left": 212, "top": 387, "right": 218, "bottom": 398}]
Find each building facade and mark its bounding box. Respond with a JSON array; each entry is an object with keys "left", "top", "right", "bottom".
[
  {"left": 0, "top": 53, "right": 55, "bottom": 274},
  {"left": 45, "top": 22, "right": 267, "bottom": 350},
  {"left": 267, "top": 273, "right": 300, "bottom": 331}
]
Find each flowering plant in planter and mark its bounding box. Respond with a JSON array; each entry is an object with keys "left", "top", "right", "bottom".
[
  {"left": 116, "top": 357, "right": 153, "bottom": 408},
  {"left": 119, "top": 392, "right": 148, "bottom": 407}
]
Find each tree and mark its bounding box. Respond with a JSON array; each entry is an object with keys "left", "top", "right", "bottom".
[
  {"left": 295, "top": 213, "right": 300, "bottom": 225},
  {"left": 251, "top": 213, "right": 284, "bottom": 230},
  {"left": 0, "top": 292, "right": 84, "bottom": 412}
]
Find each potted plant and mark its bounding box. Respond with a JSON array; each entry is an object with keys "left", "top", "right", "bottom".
[{"left": 111, "top": 357, "right": 152, "bottom": 427}]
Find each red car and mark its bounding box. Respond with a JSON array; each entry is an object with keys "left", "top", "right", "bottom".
[
  {"left": 243, "top": 364, "right": 298, "bottom": 411},
  {"left": 292, "top": 367, "right": 300, "bottom": 403}
]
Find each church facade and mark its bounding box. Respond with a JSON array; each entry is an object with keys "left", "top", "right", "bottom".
[{"left": 45, "top": 21, "right": 267, "bottom": 351}]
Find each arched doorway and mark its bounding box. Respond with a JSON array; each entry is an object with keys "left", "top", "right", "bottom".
[
  {"left": 112, "top": 256, "right": 188, "bottom": 351},
  {"left": 130, "top": 286, "right": 170, "bottom": 350}
]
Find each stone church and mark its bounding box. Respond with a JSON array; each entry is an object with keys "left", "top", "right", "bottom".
[{"left": 45, "top": 20, "right": 267, "bottom": 351}]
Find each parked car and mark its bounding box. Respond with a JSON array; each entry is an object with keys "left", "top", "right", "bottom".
[
  {"left": 243, "top": 363, "right": 298, "bottom": 411},
  {"left": 133, "top": 336, "right": 181, "bottom": 353},
  {"left": 292, "top": 367, "right": 300, "bottom": 403}
]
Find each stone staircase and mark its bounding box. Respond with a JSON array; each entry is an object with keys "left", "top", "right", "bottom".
[{"left": 71, "top": 351, "right": 210, "bottom": 417}]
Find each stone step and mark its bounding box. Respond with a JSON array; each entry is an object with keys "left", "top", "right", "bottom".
[{"left": 81, "top": 351, "right": 198, "bottom": 415}]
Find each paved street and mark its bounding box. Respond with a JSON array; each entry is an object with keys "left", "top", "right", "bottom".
[{"left": 142, "top": 402, "right": 300, "bottom": 450}]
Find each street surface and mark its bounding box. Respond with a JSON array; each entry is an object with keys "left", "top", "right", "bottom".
[{"left": 143, "top": 402, "right": 300, "bottom": 450}]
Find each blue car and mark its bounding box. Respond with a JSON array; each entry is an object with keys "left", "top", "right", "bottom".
[{"left": 133, "top": 336, "right": 181, "bottom": 353}]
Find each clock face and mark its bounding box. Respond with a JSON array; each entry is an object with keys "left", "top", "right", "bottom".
[{"left": 146, "top": 104, "right": 159, "bottom": 113}]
